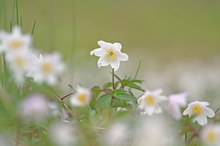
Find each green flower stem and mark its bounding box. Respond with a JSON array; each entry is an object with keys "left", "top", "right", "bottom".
[{"left": 111, "top": 69, "right": 115, "bottom": 106}]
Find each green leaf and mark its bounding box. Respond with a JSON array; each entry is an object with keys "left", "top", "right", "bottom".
[
  {"left": 113, "top": 89, "right": 136, "bottom": 102},
  {"left": 121, "top": 80, "right": 145, "bottom": 92},
  {"left": 103, "top": 82, "right": 112, "bottom": 89},
  {"left": 93, "top": 94, "right": 111, "bottom": 110},
  {"left": 90, "top": 86, "right": 101, "bottom": 108}
]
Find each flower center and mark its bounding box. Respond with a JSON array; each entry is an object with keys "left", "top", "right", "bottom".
[
  {"left": 192, "top": 104, "right": 202, "bottom": 115},
  {"left": 145, "top": 95, "right": 156, "bottom": 106},
  {"left": 15, "top": 57, "right": 25, "bottom": 68},
  {"left": 78, "top": 93, "right": 87, "bottom": 104},
  {"left": 42, "top": 63, "right": 53, "bottom": 74},
  {"left": 207, "top": 131, "right": 217, "bottom": 143},
  {"left": 8, "top": 39, "right": 23, "bottom": 49},
  {"left": 106, "top": 49, "right": 117, "bottom": 61}
]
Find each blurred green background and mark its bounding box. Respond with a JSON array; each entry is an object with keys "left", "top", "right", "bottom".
[{"left": 1, "top": 0, "right": 220, "bottom": 84}]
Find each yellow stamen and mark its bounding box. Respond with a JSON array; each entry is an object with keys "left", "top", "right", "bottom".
[
  {"left": 8, "top": 39, "right": 23, "bottom": 49},
  {"left": 192, "top": 104, "right": 202, "bottom": 115},
  {"left": 207, "top": 131, "right": 217, "bottom": 143},
  {"left": 42, "top": 63, "right": 53, "bottom": 74},
  {"left": 78, "top": 93, "right": 87, "bottom": 103},
  {"left": 106, "top": 49, "right": 117, "bottom": 61},
  {"left": 15, "top": 57, "right": 25, "bottom": 68},
  {"left": 145, "top": 95, "right": 155, "bottom": 106}
]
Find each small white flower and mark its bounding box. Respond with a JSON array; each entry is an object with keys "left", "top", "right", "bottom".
[
  {"left": 5, "top": 50, "right": 32, "bottom": 84},
  {"left": 0, "top": 26, "right": 31, "bottom": 53},
  {"left": 200, "top": 124, "right": 220, "bottom": 146},
  {"left": 183, "top": 101, "right": 215, "bottom": 126},
  {"left": 90, "top": 40, "right": 128, "bottom": 71},
  {"left": 19, "top": 94, "right": 49, "bottom": 121},
  {"left": 49, "top": 121, "right": 77, "bottom": 146},
  {"left": 27, "top": 52, "right": 65, "bottom": 85},
  {"left": 168, "top": 92, "right": 187, "bottom": 120},
  {"left": 70, "top": 86, "right": 91, "bottom": 107},
  {"left": 137, "top": 89, "right": 167, "bottom": 115}
]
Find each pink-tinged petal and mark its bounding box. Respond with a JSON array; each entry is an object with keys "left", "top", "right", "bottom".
[
  {"left": 183, "top": 107, "right": 190, "bottom": 116},
  {"left": 97, "top": 40, "right": 113, "bottom": 49},
  {"left": 118, "top": 52, "right": 128, "bottom": 61},
  {"left": 203, "top": 106, "right": 215, "bottom": 118},
  {"left": 169, "top": 92, "right": 187, "bottom": 106},
  {"left": 195, "top": 115, "right": 208, "bottom": 126},
  {"left": 97, "top": 57, "right": 109, "bottom": 68},
  {"left": 113, "top": 43, "right": 122, "bottom": 51},
  {"left": 168, "top": 102, "right": 182, "bottom": 120},
  {"left": 110, "top": 60, "right": 120, "bottom": 71},
  {"left": 90, "top": 48, "right": 105, "bottom": 56}
]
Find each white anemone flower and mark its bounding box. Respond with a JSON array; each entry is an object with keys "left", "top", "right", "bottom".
[
  {"left": 27, "top": 52, "right": 65, "bottom": 85},
  {"left": 70, "top": 86, "right": 91, "bottom": 107},
  {"left": 137, "top": 89, "right": 167, "bottom": 115},
  {"left": 90, "top": 40, "right": 128, "bottom": 71},
  {"left": 200, "top": 124, "right": 220, "bottom": 146},
  {"left": 167, "top": 92, "right": 187, "bottom": 120},
  {"left": 0, "top": 26, "right": 31, "bottom": 53},
  {"left": 183, "top": 101, "right": 215, "bottom": 126},
  {"left": 5, "top": 50, "right": 32, "bottom": 84}
]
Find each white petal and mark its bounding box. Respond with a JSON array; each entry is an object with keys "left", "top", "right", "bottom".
[
  {"left": 97, "top": 57, "right": 109, "bottom": 68},
  {"left": 183, "top": 107, "right": 190, "bottom": 116},
  {"left": 113, "top": 43, "right": 122, "bottom": 51},
  {"left": 155, "top": 105, "right": 162, "bottom": 114},
  {"left": 118, "top": 52, "right": 128, "bottom": 61},
  {"left": 152, "top": 88, "right": 163, "bottom": 95},
  {"left": 200, "top": 101, "right": 210, "bottom": 106},
  {"left": 203, "top": 106, "right": 215, "bottom": 118},
  {"left": 90, "top": 48, "right": 105, "bottom": 56},
  {"left": 145, "top": 106, "right": 155, "bottom": 115},
  {"left": 157, "top": 95, "right": 167, "bottom": 101},
  {"left": 110, "top": 60, "right": 120, "bottom": 71},
  {"left": 13, "top": 26, "right": 21, "bottom": 36},
  {"left": 97, "top": 40, "right": 112, "bottom": 49},
  {"left": 195, "top": 115, "right": 208, "bottom": 126}
]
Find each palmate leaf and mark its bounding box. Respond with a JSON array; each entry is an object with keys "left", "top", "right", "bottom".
[
  {"left": 93, "top": 94, "right": 111, "bottom": 110},
  {"left": 90, "top": 86, "right": 101, "bottom": 108},
  {"left": 121, "top": 80, "right": 145, "bottom": 92},
  {"left": 113, "top": 89, "right": 136, "bottom": 102}
]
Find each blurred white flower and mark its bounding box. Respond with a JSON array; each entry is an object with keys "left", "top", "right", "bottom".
[
  {"left": 134, "top": 116, "right": 183, "bottom": 146},
  {"left": 200, "top": 124, "right": 220, "bottom": 146},
  {"left": 19, "top": 94, "right": 49, "bottom": 121},
  {"left": 70, "top": 86, "right": 91, "bottom": 107},
  {"left": 137, "top": 89, "right": 167, "bottom": 115},
  {"left": 27, "top": 52, "right": 65, "bottom": 85},
  {"left": 104, "top": 122, "right": 128, "bottom": 146},
  {"left": 0, "top": 26, "right": 31, "bottom": 53},
  {"left": 5, "top": 50, "right": 32, "bottom": 84},
  {"left": 90, "top": 40, "right": 128, "bottom": 71},
  {"left": 49, "top": 121, "right": 77, "bottom": 146},
  {"left": 183, "top": 101, "right": 215, "bottom": 126},
  {"left": 167, "top": 92, "right": 187, "bottom": 120}
]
